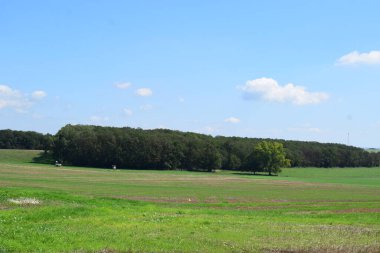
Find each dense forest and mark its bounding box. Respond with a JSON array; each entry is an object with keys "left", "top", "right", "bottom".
[
  {"left": 50, "top": 125, "right": 380, "bottom": 170},
  {"left": 0, "top": 129, "right": 52, "bottom": 150},
  {"left": 1, "top": 125, "right": 379, "bottom": 170}
]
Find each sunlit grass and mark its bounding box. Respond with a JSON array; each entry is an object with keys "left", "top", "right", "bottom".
[
  {"left": 0, "top": 149, "right": 42, "bottom": 164},
  {"left": 0, "top": 150, "right": 379, "bottom": 252}
]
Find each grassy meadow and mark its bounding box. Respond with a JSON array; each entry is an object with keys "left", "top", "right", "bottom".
[{"left": 0, "top": 149, "right": 379, "bottom": 252}]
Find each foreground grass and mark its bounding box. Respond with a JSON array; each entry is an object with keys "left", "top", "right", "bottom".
[{"left": 0, "top": 150, "right": 379, "bottom": 252}]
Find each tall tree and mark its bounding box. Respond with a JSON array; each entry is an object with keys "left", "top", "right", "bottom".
[{"left": 252, "top": 141, "right": 291, "bottom": 176}]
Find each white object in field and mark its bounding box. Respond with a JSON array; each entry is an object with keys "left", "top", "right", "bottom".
[{"left": 8, "top": 198, "right": 41, "bottom": 205}]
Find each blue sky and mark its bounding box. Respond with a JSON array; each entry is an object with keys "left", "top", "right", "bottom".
[{"left": 1, "top": 0, "right": 380, "bottom": 147}]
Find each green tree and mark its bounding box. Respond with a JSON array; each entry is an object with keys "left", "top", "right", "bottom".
[
  {"left": 243, "top": 151, "right": 262, "bottom": 175},
  {"left": 252, "top": 141, "right": 291, "bottom": 176},
  {"left": 200, "top": 144, "right": 222, "bottom": 172}
]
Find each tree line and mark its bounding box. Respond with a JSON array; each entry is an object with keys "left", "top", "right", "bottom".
[
  {"left": 50, "top": 124, "right": 380, "bottom": 171},
  {"left": 1, "top": 125, "right": 379, "bottom": 172},
  {"left": 0, "top": 129, "right": 52, "bottom": 150}
]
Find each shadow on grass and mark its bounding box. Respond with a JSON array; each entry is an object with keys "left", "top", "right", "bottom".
[
  {"left": 31, "top": 151, "right": 54, "bottom": 164},
  {"left": 232, "top": 172, "right": 278, "bottom": 177}
]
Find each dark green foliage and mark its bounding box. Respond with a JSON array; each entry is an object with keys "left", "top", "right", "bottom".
[
  {"left": 2, "top": 126, "right": 379, "bottom": 170},
  {"left": 199, "top": 144, "right": 222, "bottom": 172},
  {"left": 52, "top": 125, "right": 223, "bottom": 171},
  {"left": 242, "top": 151, "right": 262, "bottom": 174},
  {"left": 50, "top": 124, "right": 380, "bottom": 171},
  {"left": 0, "top": 129, "right": 52, "bottom": 150}
]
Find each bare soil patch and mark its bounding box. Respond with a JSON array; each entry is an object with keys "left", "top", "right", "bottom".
[
  {"left": 332, "top": 208, "right": 380, "bottom": 214},
  {"left": 288, "top": 207, "right": 380, "bottom": 215},
  {"left": 254, "top": 179, "right": 351, "bottom": 189},
  {"left": 265, "top": 245, "right": 380, "bottom": 253},
  {"left": 115, "top": 195, "right": 200, "bottom": 203},
  {"left": 0, "top": 204, "right": 10, "bottom": 210}
]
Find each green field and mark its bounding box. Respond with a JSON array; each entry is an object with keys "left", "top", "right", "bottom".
[{"left": 0, "top": 150, "right": 379, "bottom": 252}]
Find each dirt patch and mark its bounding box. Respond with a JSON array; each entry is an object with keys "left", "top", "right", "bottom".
[
  {"left": 0, "top": 164, "right": 109, "bottom": 175},
  {"left": 290, "top": 208, "right": 380, "bottom": 215},
  {"left": 210, "top": 205, "right": 287, "bottom": 211},
  {"left": 237, "top": 205, "right": 286, "bottom": 211},
  {"left": 288, "top": 207, "right": 380, "bottom": 215},
  {"left": 113, "top": 195, "right": 292, "bottom": 205},
  {"left": 122, "top": 176, "right": 252, "bottom": 183},
  {"left": 271, "top": 199, "right": 291, "bottom": 203},
  {"left": 0, "top": 204, "right": 10, "bottom": 210},
  {"left": 332, "top": 208, "right": 380, "bottom": 214},
  {"left": 264, "top": 245, "right": 380, "bottom": 253},
  {"left": 0, "top": 169, "right": 48, "bottom": 175},
  {"left": 114, "top": 196, "right": 199, "bottom": 203},
  {"left": 256, "top": 179, "right": 322, "bottom": 187},
  {"left": 203, "top": 196, "right": 219, "bottom": 203},
  {"left": 97, "top": 249, "right": 122, "bottom": 253},
  {"left": 73, "top": 249, "right": 130, "bottom": 253}
]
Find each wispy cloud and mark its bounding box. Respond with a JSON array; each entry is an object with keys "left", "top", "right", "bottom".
[
  {"left": 203, "top": 126, "right": 217, "bottom": 135},
  {"left": 337, "top": 50, "right": 380, "bottom": 65},
  {"left": 0, "top": 85, "right": 20, "bottom": 97},
  {"left": 123, "top": 108, "right": 133, "bottom": 116},
  {"left": 136, "top": 88, "right": 153, "bottom": 97},
  {"left": 239, "top": 78, "right": 329, "bottom": 105},
  {"left": 224, "top": 117, "right": 240, "bottom": 123},
  {"left": 31, "top": 90, "right": 47, "bottom": 100},
  {"left": 0, "top": 85, "right": 46, "bottom": 112},
  {"left": 115, "top": 82, "right": 132, "bottom": 89}
]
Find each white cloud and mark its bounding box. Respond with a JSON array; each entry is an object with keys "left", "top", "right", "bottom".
[
  {"left": 204, "top": 126, "right": 217, "bottom": 134},
  {"left": 136, "top": 88, "right": 152, "bottom": 97},
  {"left": 31, "top": 90, "right": 47, "bottom": 100},
  {"left": 115, "top": 82, "right": 132, "bottom": 89},
  {"left": 337, "top": 50, "right": 380, "bottom": 65},
  {"left": 0, "top": 84, "right": 32, "bottom": 112},
  {"left": 123, "top": 108, "right": 133, "bottom": 116},
  {"left": 239, "top": 78, "right": 329, "bottom": 105},
  {"left": 224, "top": 117, "right": 240, "bottom": 123},
  {"left": 0, "top": 85, "right": 20, "bottom": 97},
  {"left": 196, "top": 125, "right": 223, "bottom": 136}
]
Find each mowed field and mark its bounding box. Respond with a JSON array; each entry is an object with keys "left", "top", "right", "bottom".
[{"left": 0, "top": 150, "right": 379, "bottom": 252}]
